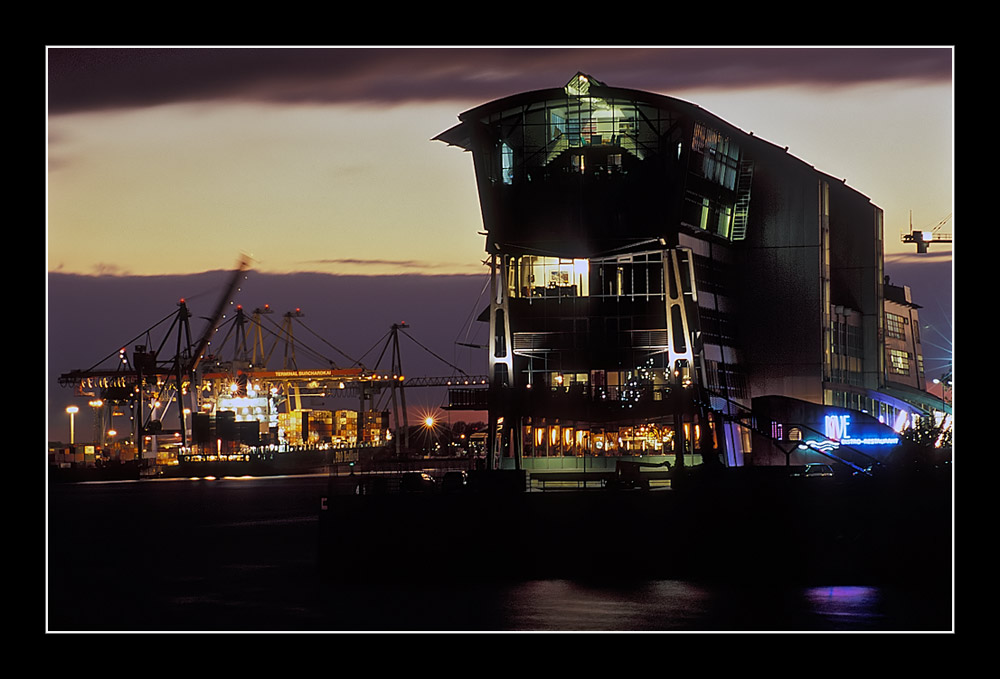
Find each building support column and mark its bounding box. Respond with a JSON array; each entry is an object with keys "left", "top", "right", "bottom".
[{"left": 487, "top": 253, "right": 516, "bottom": 470}]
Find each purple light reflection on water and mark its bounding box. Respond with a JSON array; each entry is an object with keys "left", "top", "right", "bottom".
[
  {"left": 489, "top": 581, "right": 950, "bottom": 632},
  {"left": 48, "top": 477, "right": 953, "bottom": 632},
  {"left": 804, "top": 586, "right": 885, "bottom": 627}
]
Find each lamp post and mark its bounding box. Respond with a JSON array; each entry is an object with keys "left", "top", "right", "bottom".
[
  {"left": 932, "top": 370, "right": 953, "bottom": 406},
  {"left": 89, "top": 399, "right": 105, "bottom": 446},
  {"left": 65, "top": 406, "right": 79, "bottom": 445},
  {"left": 423, "top": 416, "right": 435, "bottom": 456}
]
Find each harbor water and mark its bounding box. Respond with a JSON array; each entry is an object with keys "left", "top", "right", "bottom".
[{"left": 46, "top": 474, "right": 953, "bottom": 632}]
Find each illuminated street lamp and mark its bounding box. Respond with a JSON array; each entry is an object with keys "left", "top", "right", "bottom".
[
  {"left": 420, "top": 414, "right": 439, "bottom": 455},
  {"left": 65, "top": 406, "right": 79, "bottom": 444},
  {"left": 932, "top": 370, "right": 953, "bottom": 405},
  {"left": 89, "top": 399, "right": 105, "bottom": 445}
]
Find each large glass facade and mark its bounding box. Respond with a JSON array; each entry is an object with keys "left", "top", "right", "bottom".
[
  {"left": 458, "top": 74, "right": 752, "bottom": 258},
  {"left": 506, "top": 256, "right": 590, "bottom": 299},
  {"left": 483, "top": 89, "right": 677, "bottom": 186},
  {"left": 518, "top": 409, "right": 715, "bottom": 464},
  {"left": 521, "top": 419, "right": 696, "bottom": 457},
  {"left": 504, "top": 251, "right": 668, "bottom": 301}
]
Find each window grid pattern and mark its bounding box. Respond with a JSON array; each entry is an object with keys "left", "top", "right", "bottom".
[
  {"left": 889, "top": 349, "right": 911, "bottom": 375},
  {"left": 691, "top": 122, "right": 741, "bottom": 190},
  {"left": 832, "top": 320, "right": 863, "bottom": 358},
  {"left": 885, "top": 312, "right": 906, "bottom": 340},
  {"left": 505, "top": 252, "right": 666, "bottom": 301},
  {"left": 485, "top": 96, "right": 680, "bottom": 185},
  {"left": 683, "top": 192, "right": 735, "bottom": 239}
]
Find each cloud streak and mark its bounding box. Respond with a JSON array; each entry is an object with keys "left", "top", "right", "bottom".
[
  {"left": 47, "top": 47, "right": 953, "bottom": 114},
  {"left": 308, "top": 257, "right": 448, "bottom": 269}
]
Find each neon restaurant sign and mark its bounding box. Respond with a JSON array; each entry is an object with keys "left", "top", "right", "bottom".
[{"left": 799, "top": 414, "right": 900, "bottom": 453}]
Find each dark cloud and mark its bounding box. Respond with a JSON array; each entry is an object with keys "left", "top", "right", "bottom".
[{"left": 46, "top": 47, "right": 953, "bottom": 114}]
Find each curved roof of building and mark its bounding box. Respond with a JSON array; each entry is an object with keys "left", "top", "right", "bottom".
[
  {"left": 433, "top": 72, "right": 869, "bottom": 201},
  {"left": 434, "top": 72, "right": 747, "bottom": 149}
]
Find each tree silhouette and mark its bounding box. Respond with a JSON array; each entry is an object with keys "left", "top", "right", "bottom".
[{"left": 891, "top": 416, "right": 952, "bottom": 471}]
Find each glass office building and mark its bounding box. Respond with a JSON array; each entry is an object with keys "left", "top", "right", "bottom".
[{"left": 436, "top": 73, "right": 945, "bottom": 471}]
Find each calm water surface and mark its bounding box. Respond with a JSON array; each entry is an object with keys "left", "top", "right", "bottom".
[{"left": 46, "top": 475, "right": 953, "bottom": 632}]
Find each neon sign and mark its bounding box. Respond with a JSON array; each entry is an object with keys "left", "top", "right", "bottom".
[
  {"left": 820, "top": 413, "right": 899, "bottom": 447},
  {"left": 825, "top": 414, "right": 851, "bottom": 441}
]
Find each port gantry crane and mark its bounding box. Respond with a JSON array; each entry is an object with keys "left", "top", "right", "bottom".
[
  {"left": 901, "top": 212, "right": 952, "bottom": 253},
  {"left": 187, "top": 302, "right": 488, "bottom": 454},
  {"left": 60, "top": 255, "right": 489, "bottom": 457},
  {"left": 58, "top": 255, "right": 253, "bottom": 453}
]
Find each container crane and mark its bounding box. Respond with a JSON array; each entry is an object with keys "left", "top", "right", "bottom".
[
  {"left": 188, "top": 255, "right": 252, "bottom": 375},
  {"left": 58, "top": 255, "right": 252, "bottom": 457},
  {"left": 169, "top": 255, "right": 253, "bottom": 446},
  {"left": 902, "top": 212, "right": 952, "bottom": 253}
]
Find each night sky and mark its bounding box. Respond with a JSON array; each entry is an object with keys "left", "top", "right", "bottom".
[{"left": 46, "top": 46, "right": 954, "bottom": 442}]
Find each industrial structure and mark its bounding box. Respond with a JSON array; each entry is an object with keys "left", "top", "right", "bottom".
[
  {"left": 435, "top": 73, "right": 951, "bottom": 473},
  {"left": 55, "top": 257, "right": 487, "bottom": 471},
  {"left": 901, "top": 212, "right": 952, "bottom": 254}
]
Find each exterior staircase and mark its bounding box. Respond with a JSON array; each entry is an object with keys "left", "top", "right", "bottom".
[{"left": 731, "top": 160, "right": 754, "bottom": 241}]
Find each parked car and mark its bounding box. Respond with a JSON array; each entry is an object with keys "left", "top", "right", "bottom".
[
  {"left": 441, "top": 470, "right": 468, "bottom": 493},
  {"left": 399, "top": 472, "right": 437, "bottom": 493},
  {"left": 791, "top": 463, "right": 835, "bottom": 478}
]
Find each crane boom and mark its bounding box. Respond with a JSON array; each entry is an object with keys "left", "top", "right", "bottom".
[{"left": 189, "top": 255, "right": 251, "bottom": 374}]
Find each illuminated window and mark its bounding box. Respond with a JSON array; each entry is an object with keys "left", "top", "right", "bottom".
[
  {"left": 683, "top": 193, "right": 735, "bottom": 239},
  {"left": 889, "top": 349, "right": 911, "bottom": 375},
  {"left": 550, "top": 111, "right": 566, "bottom": 140},
  {"left": 508, "top": 255, "right": 590, "bottom": 298},
  {"left": 482, "top": 86, "right": 685, "bottom": 188},
  {"left": 886, "top": 312, "right": 906, "bottom": 340},
  {"left": 564, "top": 73, "right": 593, "bottom": 97},
  {"left": 501, "top": 143, "right": 514, "bottom": 185},
  {"left": 691, "top": 122, "right": 740, "bottom": 190}
]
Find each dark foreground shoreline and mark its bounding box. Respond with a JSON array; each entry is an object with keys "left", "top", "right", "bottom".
[
  {"left": 47, "top": 470, "right": 953, "bottom": 631},
  {"left": 319, "top": 468, "right": 952, "bottom": 586}
]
